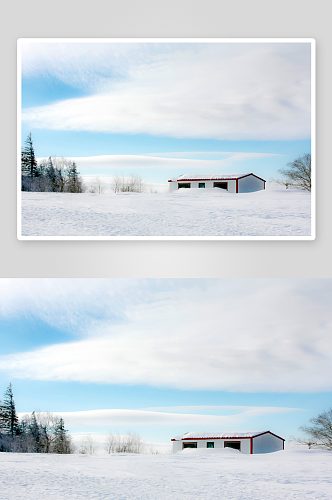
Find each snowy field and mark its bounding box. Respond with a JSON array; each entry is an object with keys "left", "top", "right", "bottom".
[
  {"left": 0, "top": 449, "right": 331, "bottom": 499},
  {"left": 20, "top": 188, "right": 312, "bottom": 238}
]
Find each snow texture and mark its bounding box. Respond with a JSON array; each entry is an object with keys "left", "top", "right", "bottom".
[
  {"left": 169, "top": 173, "right": 251, "bottom": 181},
  {"left": 0, "top": 449, "right": 331, "bottom": 499},
  {"left": 173, "top": 430, "right": 267, "bottom": 440},
  {"left": 21, "top": 188, "right": 311, "bottom": 238}
]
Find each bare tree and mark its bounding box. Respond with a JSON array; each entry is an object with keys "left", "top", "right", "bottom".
[
  {"left": 125, "top": 431, "right": 144, "bottom": 453},
  {"left": 146, "top": 184, "right": 159, "bottom": 194},
  {"left": 104, "top": 431, "right": 119, "bottom": 454},
  {"left": 104, "top": 431, "right": 144, "bottom": 454},
  {"left": 87, "top": 176, "right": 105, "bottom": 194},
  {"left": 127, "top": 173, "right": 143, "bottom": 193},
  {"left": 78, "top": 438, "right": 88, "bottom": 454},
  {"left": 112, "top": 175, "right": 121, "bottom": 193},
  {"left": 48, "top": 157, "right": 69, "bottom": 193},
  {"left": 113, "top": 174, "right": 145, "bottom": 193},
  {"left": 94, "top": 176, "right": 105, "bottom": 194},
  {"left": 34, "top": 411, "right": 60, "bottom": 452},
  {"left": 147, "top": 443, "right": 160, "bottom": 454},
  {"left": 271, "top": 153, "right": 311, "bottom": 191},
  {"left": 78, "top": 434, "right": 97, "bottom": 454},
  {"left": 293, "top": 408, "right": 332, "bottom": 450}
]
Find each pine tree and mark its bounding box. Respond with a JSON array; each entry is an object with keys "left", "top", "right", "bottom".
[
  {"left": 46, "top": 157, "right": 57, "bottom": 192},
  {"left": 66, "top": 162, "right": 84, "bottom": 193},
  {"left": 57, "top": 167, "right": 65, "bottom": 192},
  {"left": 29, "top": 411, "right": 43, "bottom": 453},
  {"left": 0, "top": 384, "right": 19, "bottom": 437},
  {"left": 21, "top": 133, "right": 38, "bottom": 178},
  {"left": 0, "top": 398, "right": 4, "bottom": 435},
  {"left": 53, "top": 418, "right": 71, "bottom": 454}
]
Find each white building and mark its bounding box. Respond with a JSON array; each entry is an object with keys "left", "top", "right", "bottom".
[
  {"left": 168, "top": 174, "right": 266, "bottom": 193},
  {"left": 171, "top": 431, "right": 284, "bottom": 454}
]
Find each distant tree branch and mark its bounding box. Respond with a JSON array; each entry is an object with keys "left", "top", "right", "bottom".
[
  {"left": 271, "top": 153, "right": 311, "bottom": 191},
  {"left": 293, "top": 408, "right": 332, "bottom": 450}
]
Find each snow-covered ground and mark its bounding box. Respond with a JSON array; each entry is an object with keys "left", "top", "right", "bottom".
[
  {"left": 20, "top": 188, "right": 312, "bottom": 238},
  {"left": 0, "top": 449, "right": 330, "bottom": 499}
]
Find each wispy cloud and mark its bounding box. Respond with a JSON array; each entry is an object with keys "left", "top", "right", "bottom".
[
  {"left": 18, "top": 406, "right": 302, "bottom": 428},
  {"left": 0, "top": 278, "right": 136, "bottom": 335},
  {"left": 143, "top": 406, "right": 304, "bottom": 415},
  {"left": 0, "top": 280, "right": 331, "bottom": 392},
  {"left": 21, "top": 41, "right": 311, "bottom": 140},
  {"left": 142, "top": 152, "right": 283, "bottom": 159},
  {"left": 38, "top": 152, "right": 280, "bottom": 172}
]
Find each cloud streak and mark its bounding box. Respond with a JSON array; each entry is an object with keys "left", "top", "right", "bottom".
[
  {"left": 0, "top": 280, "right": 331, "bottom": 392},
  {"left": 18, "top": 406, "right": 302, "bottom": 428},
  {"left": 21, "top": 41, "right": 311, "bottom": 140},
  {"left": 37, "top": 152, "right": 280, "bottom": 172}
]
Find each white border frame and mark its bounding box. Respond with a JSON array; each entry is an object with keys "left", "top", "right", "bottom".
[{"left": 17, "top": 38, "right": 316, "bottom": 241}]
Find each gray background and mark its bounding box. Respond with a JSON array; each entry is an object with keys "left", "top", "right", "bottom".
[{"left": 2, "top": 0, "right": 330, "bottom": 277}]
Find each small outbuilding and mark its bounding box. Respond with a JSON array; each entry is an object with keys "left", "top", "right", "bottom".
[
  {"left": 168, "top": 174, "right": 266, "bottom": 193},
  {"left": 171, "top": 431, "right": 284, "bottom": 454}
]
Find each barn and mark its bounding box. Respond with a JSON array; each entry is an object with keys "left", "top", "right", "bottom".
[
  {"left": 171, "top": 431, "right": 285, "bottom": 454},
  {"left": 168, "top": 174, "right": 266, "bottom": 193}
]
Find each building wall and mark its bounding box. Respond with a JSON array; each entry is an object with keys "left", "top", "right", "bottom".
[
  {"left": 238, "top": 175, "right": 265, "bottom": 193},
  {"left": 172, "top": 438, "right": 251, "bottom": 453},
  {"left": 237, "top": 439, "right": 250, "bottom": 454},
  {"left": 172, "top": 441, "right": 183, "bottom": 453},
  {"left": 169, "top": 181, "right": 177, "bottom": 192},
  {"left": 169, "top": 180, "right": 237, "bottom": 193},
  {"left": 252, "top": 433, "right": 284, "bottom": 454}
]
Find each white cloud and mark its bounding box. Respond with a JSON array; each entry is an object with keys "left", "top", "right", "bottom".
[
  {"left": 21, "top": 41, "right": 311, "bottom": 140},
  {"left": 0, "top": 279, "right": 331, "bottom": 392},
  {"left": 18, "top": 406, "right": 301, "bottom": 428},
  {"left": 143, "top": 406, "right": 303, "bottom": 416},
  {"left": 21, "top": 41, "right": 147, "bottom": 91},
  {"left": 38, "top": 152, "right": 280, "bottom": 173},
  {"left": 0, "top": 278, "right": 136, "bottom": 335},
  {"left": 142, "top": 152, "right": 282, "bottom": 159}
]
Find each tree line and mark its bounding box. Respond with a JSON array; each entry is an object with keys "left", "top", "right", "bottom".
[
  {"left": 0, "top": 384, "right": 73, "bottom": 453},
  {"left": 21, "top": 133, "right": 84, "bottom": 193},
  {"left": 0, "top": 384, "right": 158, "bottom": 455},
  {"left": 21, "top": 133, "right": 152, "bottom": 194}
]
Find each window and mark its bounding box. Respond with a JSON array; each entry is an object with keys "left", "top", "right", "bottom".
[
  {"left": 214, "top": 182, "right": 228, "bottom": 190},
  {"left": 224, "top": 441, "right": 241, "bottom": 450},
  {"left": 207, "top": 442, "right": 214, "bottom": 448},
  {"left": 198, "top": 183, "right": 205, "bottom": 188},
  {"left": 178, "top": 183, "right": 190, "bottom": 189},
  {"left": 183, "top": 442, "right": 197, "bottom": 449}
]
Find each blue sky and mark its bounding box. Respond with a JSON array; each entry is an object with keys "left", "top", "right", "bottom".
[
  {"left": 20, "top": 40, "right": 312, "bottom": 186},
  {"left": 0, "top": 279, "right": 330, "bottom": 448}
]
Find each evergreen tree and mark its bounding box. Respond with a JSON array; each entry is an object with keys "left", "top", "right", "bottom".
[
  {"left": 57, "top": 167, "right": 65, "bottom": 192},
  {"left": 66, "top": 162, "right": 84, "bottom": 193},
  {"left": 29, "top": 411, "right": 43, "bottom": 453},
  {"left": 40, "top": 424, "right": 50, "bottom": 453},
  {"left": 36, "top": 160, "right": 46, "bottom": 179},
  {"left": 0, "top": 398, "right": 3, "bottom": 426},
  {"left": 21, "top": 133, "right": 38, "bottom": 178},
  {"left": 53, "top": 418, "right": 71, "bottom": 454},
  {"left": 0, "top": 384, "right": 19, "bottom": 437},
  {"left": 46, "top": 157, "right": 57, "bottom": 192}
]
